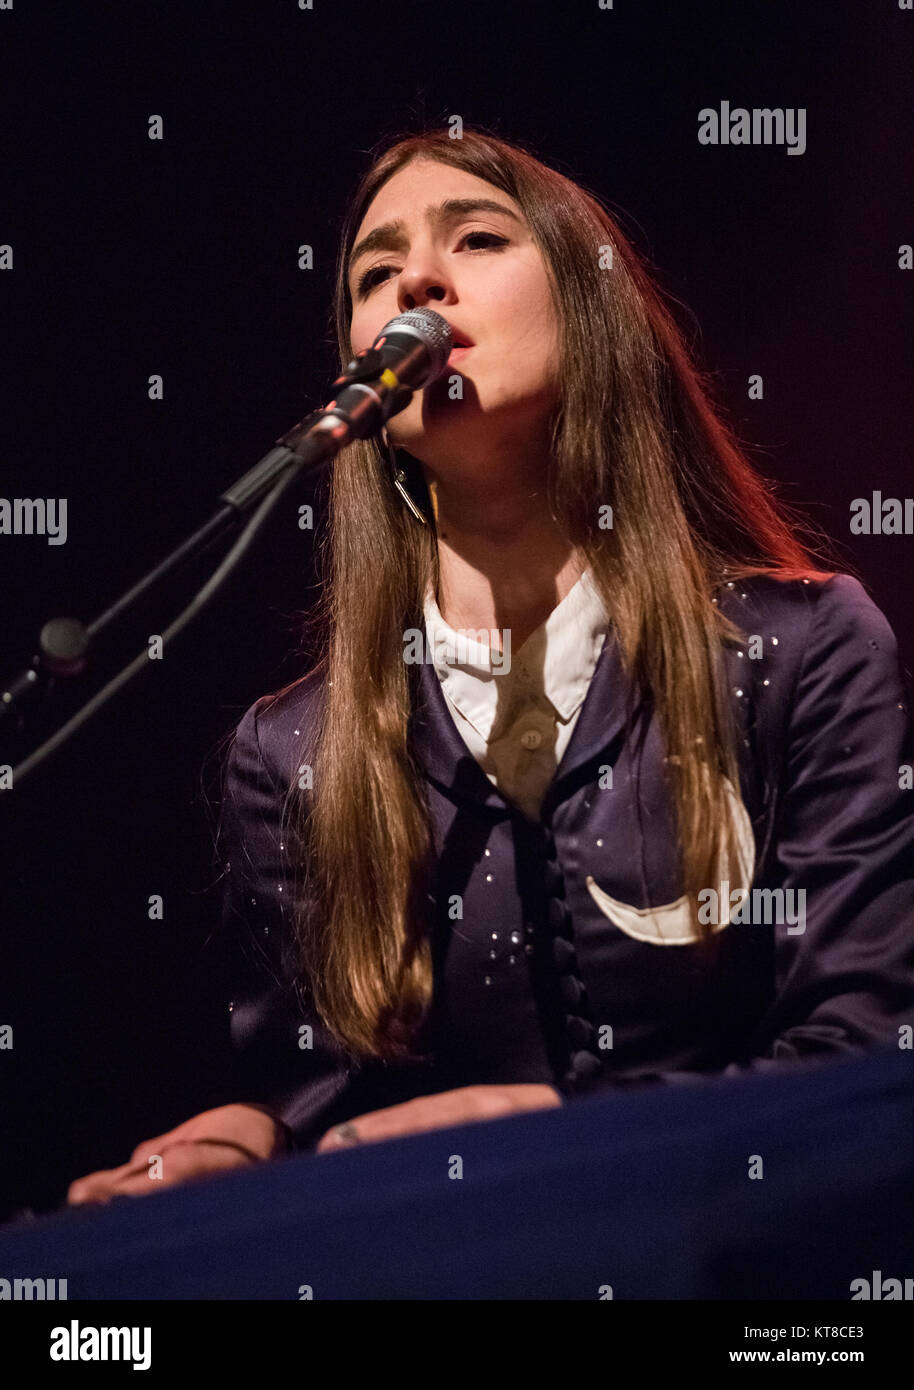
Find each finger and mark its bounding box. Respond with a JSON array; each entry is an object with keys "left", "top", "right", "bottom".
[
  {"left": 67, "top": 1160, "right": 147, "bottom": 1205},
  {"left": 121, "top": 1143, "right": 253, "bottom": 1193},
  {"left": 128, "top": 1123, "right": 210, "bottom": 1160},
  {"left": 68, "top": 1137, "right": 177, "bottom": 1201},
  {"left": 319, "top": 1097, "right": 470, "bottom": 1149},
  {"left": 128, "top": 1135, "right": 180, "bottom": 1163},
  {"left": 315, "top": 1128, "right": 358, "bottom": 1154},
  {"left": 100, "top": 1169, "right": 174, "bottom": 1199},
  {"left": 67, "top": 1147, "right": 197, "bottom": 1204},
  {"left": 345, "top": 1109, "right": 444, "bottom": 1144}
]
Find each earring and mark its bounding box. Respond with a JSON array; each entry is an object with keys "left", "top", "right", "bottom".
[{"left": 381, "top": 428, "right": 429, "bottom": 527}]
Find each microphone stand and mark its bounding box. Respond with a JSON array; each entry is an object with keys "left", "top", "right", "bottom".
[{"left": 0, "top": 383, "right": 387, "bottom": 786}]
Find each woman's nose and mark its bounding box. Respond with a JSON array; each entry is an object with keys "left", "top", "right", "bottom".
[{"left": 397, "top": 254, "right": 454, "bottom": 312}]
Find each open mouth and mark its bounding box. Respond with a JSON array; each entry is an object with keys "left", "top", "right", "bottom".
[
  {"left": 448, "top": 333, "right": 474, "bottom": 363},
  {"left": 445, "top": 325, "right": 474, "bottom": 360}
]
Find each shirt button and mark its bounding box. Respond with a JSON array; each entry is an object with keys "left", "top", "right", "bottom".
[
  {"left": 566, "top": 1015, "right": 596, "bottom": 1049},
  {"left": 560, "top": 975, "right": 583, "bottom": 1008},
  {"left": 548, "top": 899, "right": 571, "bottom": 932},
  {"left": 542, "top": 862, "right": 563, "bottom": 895},
  {"left": 553, "top": 936, "right": 576, "bottom": 970},
  {"left": 569, "top": 1051, "right": 603, "bottom": 1080},
  {"left": 520, "top": 729, "right": 543, "bottom": 750}
]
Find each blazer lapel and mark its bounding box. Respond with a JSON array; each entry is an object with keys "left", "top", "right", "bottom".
[
  {"left": 541, "top": 624, "right": 640, "bottom": 816},
  {"left": 409, "top": 635, "right": 511, "bottom": 812},
  {"left": 409, "top": 619, "right": 639, "bottom": 817}
]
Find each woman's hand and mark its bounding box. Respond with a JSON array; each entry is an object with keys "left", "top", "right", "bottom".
[
  {"left": 66, "top": 1103, "right": 289, "bottom": 1206},
  {"left": 315, "top": 1083, "right": 561, "bottom": 1153}
]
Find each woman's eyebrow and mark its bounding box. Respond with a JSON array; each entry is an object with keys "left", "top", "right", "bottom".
[{"left": 348, "top": 198, "right": 522, "bottom": 277}]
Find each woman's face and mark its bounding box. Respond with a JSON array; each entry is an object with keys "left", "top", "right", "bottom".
[{"left": 346, "top": 158, "right": 561, "bottom": 473}]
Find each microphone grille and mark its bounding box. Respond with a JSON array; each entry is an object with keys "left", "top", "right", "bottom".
[{"left": 381, "top": 308, "right": 453, "bottom": 375}]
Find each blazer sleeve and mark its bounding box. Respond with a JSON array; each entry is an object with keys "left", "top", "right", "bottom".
[
  {"left": 616, "top": 574, "right": 914, "bottom": 1089},
  {"left": 218, "top": 697, "right": 360, "bottom": 1149}
]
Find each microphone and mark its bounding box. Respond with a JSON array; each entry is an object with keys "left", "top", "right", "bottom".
[
  {"left": 0, "top": 314, "right": 449, "bottom": 744},
  {"left": 279, "top": 309, "right": 454, "bottom": 456},
  {"left": 343, "top": 307, "right": 454, "bottom": 395}
]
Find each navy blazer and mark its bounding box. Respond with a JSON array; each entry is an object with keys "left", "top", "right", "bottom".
[{"left": 218, "top": 574, "right": 914, "bottom": 1150}]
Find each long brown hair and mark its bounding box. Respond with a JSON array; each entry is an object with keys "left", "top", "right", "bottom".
[{"left": 287, "top": 127, "right": 826, "bottom": 1063}]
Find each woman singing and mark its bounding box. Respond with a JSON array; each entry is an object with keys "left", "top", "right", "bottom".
[{"left": 68, "top": 128, "right": 914, "bottom": 1204}]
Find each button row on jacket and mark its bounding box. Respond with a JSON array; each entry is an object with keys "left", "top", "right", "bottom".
[
  {"left": 526, "top": 824, "right": 558, "bottom": 861},
  {"left": 523, "top": 820, "right": 604, "bottom": 1096}
]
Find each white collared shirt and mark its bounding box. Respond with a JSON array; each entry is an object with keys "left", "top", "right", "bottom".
[{"left": 422, "top": 569, "right": 610, "bottom": 820}]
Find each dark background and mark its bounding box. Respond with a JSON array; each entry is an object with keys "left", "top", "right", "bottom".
[{"left": 0, "top": 0, "right": 911, "bottom": 1212}]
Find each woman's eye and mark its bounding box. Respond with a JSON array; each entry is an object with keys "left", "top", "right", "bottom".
[
  {"left": 356, "top": 263, "right": 396, "bottom": 296},
  {"left": 462, "top": 232, "right": 508, "bottom": 251},
  {"left": 355, "top": 233, "right": 508, "bottom": 297}
]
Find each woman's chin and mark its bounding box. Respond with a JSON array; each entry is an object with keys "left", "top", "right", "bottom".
[{"left": 391, "top": 425, "right": 499, "bottom": 472}]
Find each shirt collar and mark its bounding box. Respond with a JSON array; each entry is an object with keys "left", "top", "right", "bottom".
[{"left": 422, "top": 568, "right": 609, "bottom": 742}]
